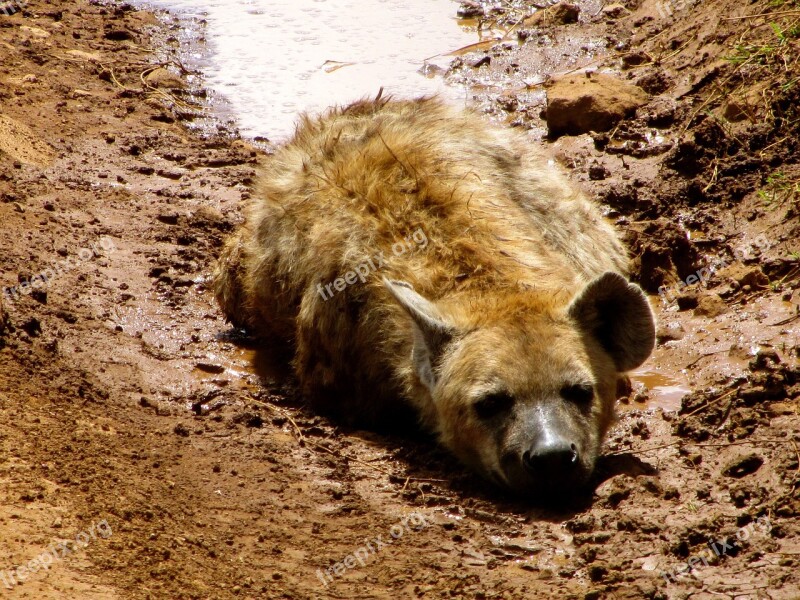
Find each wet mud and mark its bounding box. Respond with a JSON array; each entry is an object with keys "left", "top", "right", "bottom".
[{"left": 0, "top": 0, "right": 799, "bottom": 598}]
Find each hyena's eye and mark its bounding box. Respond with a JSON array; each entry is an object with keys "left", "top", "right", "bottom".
[
  {"left": 560, "top": 383, "right": 594, "bottom": 404},
  {"left": 473, "top": 391, "right": 515, "bottom": 420}
]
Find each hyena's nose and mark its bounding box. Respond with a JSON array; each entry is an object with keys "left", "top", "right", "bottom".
[{"left": 523, "top": 440, "right": 579, "bottom": 476}]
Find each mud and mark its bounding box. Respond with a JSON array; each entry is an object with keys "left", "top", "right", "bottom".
[{"left": 0, "top": 0, "right": 799, "bottom": 599}]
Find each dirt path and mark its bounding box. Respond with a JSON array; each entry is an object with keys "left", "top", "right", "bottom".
[{"left": 0, "top": 0, "right": 798, "bottom": 599}]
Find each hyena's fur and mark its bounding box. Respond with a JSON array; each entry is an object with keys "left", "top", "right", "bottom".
[{"left": 214, "top": 96, "right": 654, "bottom": 494}]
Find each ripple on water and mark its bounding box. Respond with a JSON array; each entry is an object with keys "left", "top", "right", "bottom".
[{"left": 131, "top": 0, "right": 482, "bottom": 140}]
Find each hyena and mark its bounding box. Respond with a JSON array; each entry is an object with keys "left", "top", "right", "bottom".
[{"left": 213, "top": 96, "right": 655, "bottom": 495}]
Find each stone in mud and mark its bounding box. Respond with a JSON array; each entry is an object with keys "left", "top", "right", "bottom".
[
  {"left": 693, "top": 293, "right": 727, "bottom": 318},
  {"left": 523, "top": 3, "right": 580, "bottom": 27},
  {"left": 656, "top": 321, "right": 685, "bottom": 344},
  {"left": 144, "top": 67, "right": 186, "bottom": 90},
  {"left": 544, "top": 73, "right": 649, "bottom": 137},
  {"left": 456, "top": 1, "right": 483, "bottom": 18},
  {"left": 601, "top": 3, "right": 628, "bottom": 19},
  {"left": 622, "top": 51, "right": 648, "bottom": 68},
  {"left": 718, "top": 264, "right": 769, "bottom": 290},
  {"left": 675, "top": 291, "right": 699, "bottom": 311},
  {"left": 588, "top": 162, "right": 609, "bottom": 180}
]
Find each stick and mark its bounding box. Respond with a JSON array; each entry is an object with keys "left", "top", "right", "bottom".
[{"left": 723, "top": 9, "right": 800, "bottom": 21}]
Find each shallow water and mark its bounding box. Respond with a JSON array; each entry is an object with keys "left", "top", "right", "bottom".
[
  {"left": 626, "top": 368, "right": 690, "bottom": 412},
  {"left": 136, "top": 0, "right": 479, "bottom": 140}
]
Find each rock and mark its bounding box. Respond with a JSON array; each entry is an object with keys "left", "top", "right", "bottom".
[
  {"left": 20, "top": 26, "right": 51, "bottom": 39},
  {"left": 722, "top": 453, "right": 764, "bottom": 478},
  {"left": 524, "top": 3, "right": 580, "bottom": 27},
  {"left": 545, "top": 73, "right": 649, "bottom": 137},
  {"left": 588, "top": 162, "right": 608, "bottom": 180},
  {"left": 694, "top": 293, "right": 727, "bottom": 317},
  {"left": 470, "top": 55, "right": 491, "bottom": 69},
  {"left": 144, "top": 67, "right": 186, "bottom": 90},
  {"left": 456, "top": 1, "right": 483, "bottom": 18},
  {"left": 676, "top": 292, "right": 699, "bottom": 311},
  {"left": 157, "top": 212, "right": 180, "bottom": 225},
  {"left": 551, "top": 2, "right": 580, "bottom": 23},
  {"left": 656, "top": 322, "right": 685, "bottom": 344},
  {"left": 601, "top": 4, "right": 628, "bottom": 18},
  {"left": 718, "top": 264, "right": 769, "bottom": 289},
  {"left": 195, "top": 362, "right": 225, "bottom": 374},
  {"left": 622, "top": 51, "right": 648, "bottom": 68}
]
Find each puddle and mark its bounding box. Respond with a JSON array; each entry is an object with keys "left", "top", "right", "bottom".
[
  {"left": 134, "top": 0, "right": 484, "bottom": 140},
  {"left": 624, "top": 368, "right": 690, "bottom": 413}
]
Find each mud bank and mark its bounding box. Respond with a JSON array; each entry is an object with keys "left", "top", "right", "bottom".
[{"left": 0, "top": 1, "right": 798, "bottom": 599}]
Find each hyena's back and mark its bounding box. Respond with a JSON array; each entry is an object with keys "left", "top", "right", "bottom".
[{"left": 214, "top": 96, "right": 628, "bottom": 421}]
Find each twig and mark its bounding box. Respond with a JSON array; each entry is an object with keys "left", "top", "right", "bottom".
[
  {"left": 605, "top": 441, "right": 680, "bottom": 456},
  {"left": 686, "top": 388, "right": 737, "bottom": 416},
  {"left": 715, "top": 393, "right": 737, "bottom": 430},
  {"left": 723, "top": 9, "right": 800, "bottom": 21},
  {"left": 607, "top": 437, "right": 794, "bottom": 456},
  {"left": 770, "top": 312, "right": 800, "bottom": 326},
  {"left": 702, "top": 161, "right": 719, "bottom": 193},
  {"left": 685, "top": 349, "right": 728, "bottom": 369},
  {"left": 681, "top": 93, "right": 721, "bottom": 136}
]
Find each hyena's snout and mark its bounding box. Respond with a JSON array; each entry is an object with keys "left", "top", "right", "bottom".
[
  {"left": 502, "top": 403, "right": 595, "bottom": 493},
  {"left": 522, "top": 436, "right": 580, "bottom": 480}
]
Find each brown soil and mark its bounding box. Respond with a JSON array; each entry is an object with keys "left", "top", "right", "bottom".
[{"left": 0, "top": 0, "right": 799, "bottom": 599}]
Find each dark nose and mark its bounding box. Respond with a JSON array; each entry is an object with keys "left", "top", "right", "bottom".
[{"left": 523, "top": 439, "right": 579, "bottom": 476}]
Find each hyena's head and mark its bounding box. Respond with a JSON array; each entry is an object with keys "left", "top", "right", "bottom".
[{"left": 384, "top": 273, "right": 655, "bottom": 498}]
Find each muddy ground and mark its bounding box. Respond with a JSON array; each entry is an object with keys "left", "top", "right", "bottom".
[{"left": 0, "top": 0, "right": 799, "bottom": 598}]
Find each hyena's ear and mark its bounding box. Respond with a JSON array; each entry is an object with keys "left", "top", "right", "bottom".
[
  {"left": 568, "top": 271, "right": 655, "bottom": 373},
  {"left": 383, "top": 278, "right": 455, "bottom": 391}
]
